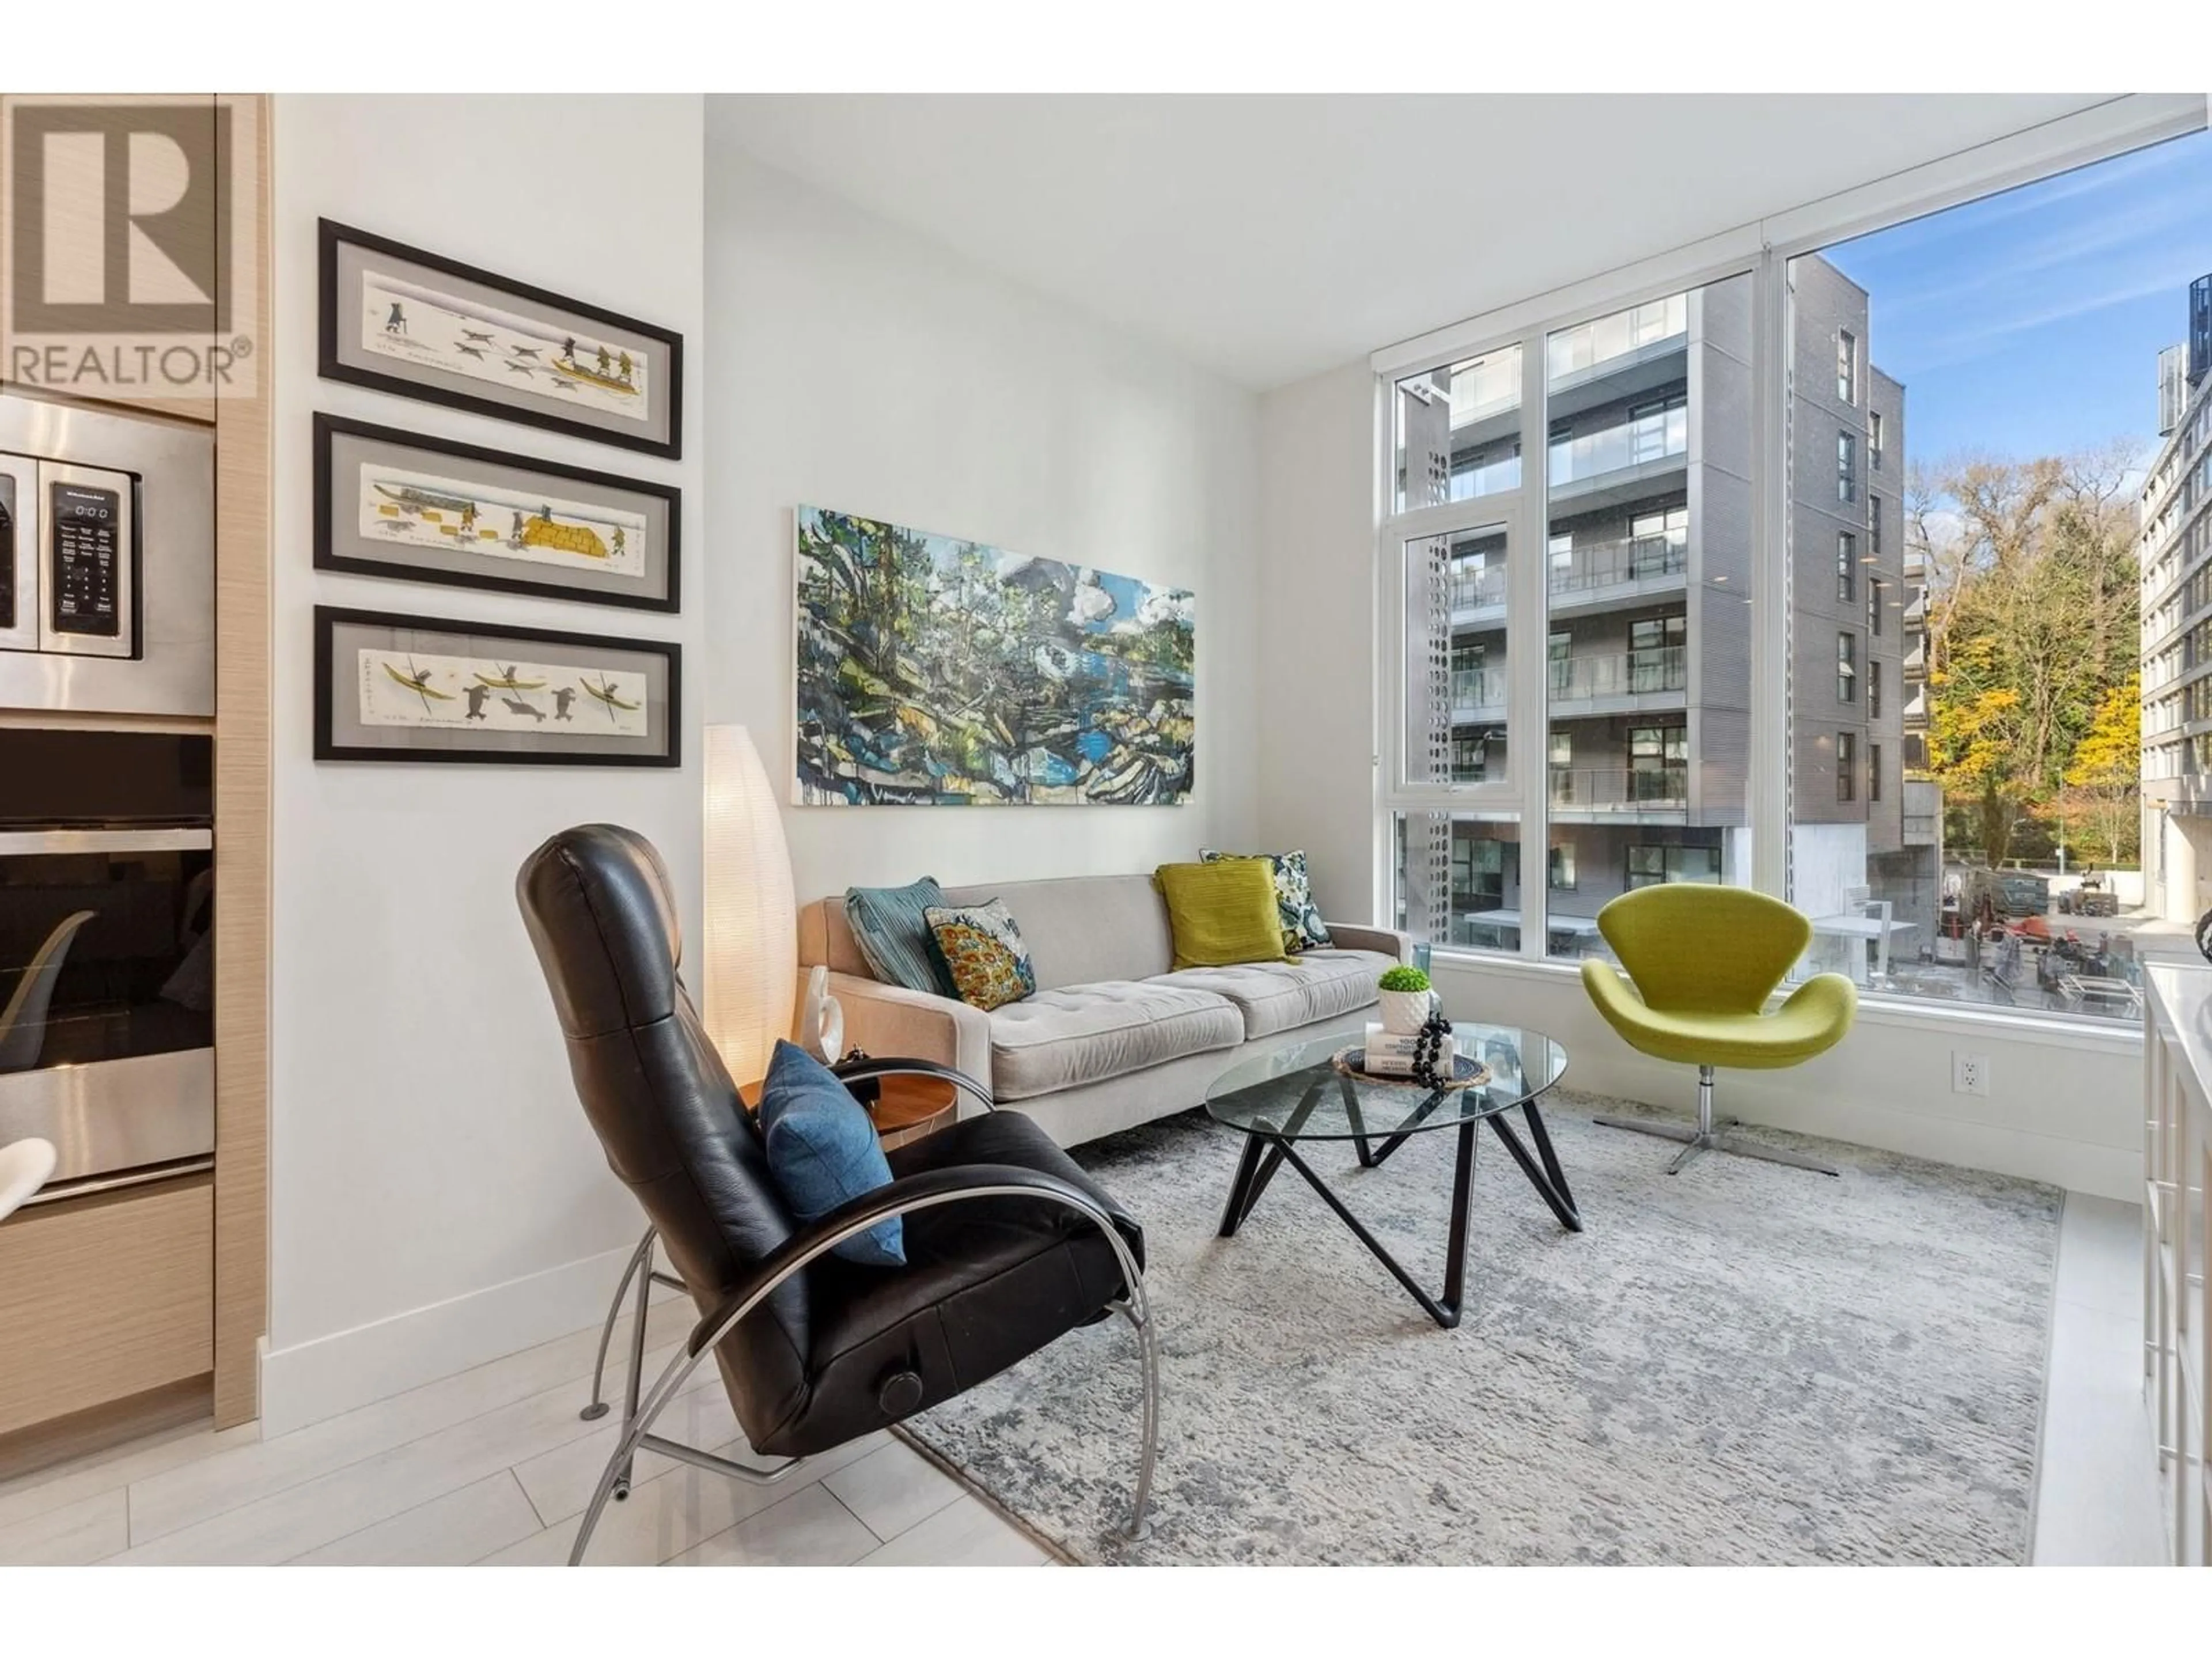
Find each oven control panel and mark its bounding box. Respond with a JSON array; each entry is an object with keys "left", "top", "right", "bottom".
[
  {"left": 37, "top": 462, "right": 134, "bottom": 660},
  {"left": 50, "top": 483, "right": 123, "bottom": 638}
]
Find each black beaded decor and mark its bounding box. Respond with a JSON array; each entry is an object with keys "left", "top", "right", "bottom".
[
  {"left": 1410, "top": 1010, "right": 1456, "bottom": 1089},
  {"left": 2196, "top": 907, "right": 2212, "bottom": 964}
]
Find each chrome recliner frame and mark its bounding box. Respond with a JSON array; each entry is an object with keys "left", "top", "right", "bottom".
[{"left": 568, "top": 1058, "right": 1157, "bottom": 1566}]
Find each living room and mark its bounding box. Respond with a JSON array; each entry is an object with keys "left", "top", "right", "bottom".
[{"left": 0, "top": 16, "right": 2205, "bottom": 1646}]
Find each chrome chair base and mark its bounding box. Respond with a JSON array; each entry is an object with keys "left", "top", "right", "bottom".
[
  {"left": 571, "top": 1200, "right": 1157, "bottom": 1562},
  {"left": 1594, "top": 1065, "right": 1840, "bottom": 1178},
  {"left": 581, "top": 1225, "right": 687, "bottom": 1422}
]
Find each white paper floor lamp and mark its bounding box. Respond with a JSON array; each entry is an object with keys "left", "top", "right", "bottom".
[{"left": 703, "top": 725, "right": 797, "bottom": 1090}]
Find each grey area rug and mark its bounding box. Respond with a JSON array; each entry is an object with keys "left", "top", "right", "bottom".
[{"left": 906, "top": 1092, "right": 2062, "bottom": 1565}]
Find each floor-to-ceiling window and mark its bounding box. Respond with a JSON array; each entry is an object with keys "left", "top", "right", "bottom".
[{"left": 1380, "top": 115, "right": 2212, "bottom": 1028}]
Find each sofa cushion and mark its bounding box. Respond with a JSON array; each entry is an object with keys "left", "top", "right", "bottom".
[
  {"left": 936, "top": 874, "right": 1175, "bottom": 990},
  {"left": 1150, "top": 948, "right": 1395, "bottom": 1040},
  {"left": 986, "top": 979, "right": 1244, "bottom": 1102}
]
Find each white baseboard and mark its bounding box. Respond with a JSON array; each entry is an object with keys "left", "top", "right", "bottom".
[{"left": 257, "top": 1240, "right": 679, "bottom": 1440}]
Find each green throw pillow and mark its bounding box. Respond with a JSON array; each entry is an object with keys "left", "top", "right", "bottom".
[
  {"left": 1201, "top": 847, "right": 1334, "bottom": 951},
  {"left": 1155, "top": 859, "right": 1291, "bottom": 971}
]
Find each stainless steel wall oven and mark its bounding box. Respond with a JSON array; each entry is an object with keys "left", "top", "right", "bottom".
[{"left": 0, "top": 731, "right": 214, "bottom": 1199}]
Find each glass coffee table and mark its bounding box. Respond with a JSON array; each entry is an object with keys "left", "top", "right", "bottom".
[{"left": 1205, "top": 1025, "right": 1578, "bottom": 1329}]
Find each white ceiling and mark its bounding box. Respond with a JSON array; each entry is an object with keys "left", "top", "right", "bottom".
[{"left": 710, "top": 93, "right": 2113, "bottom": 391}]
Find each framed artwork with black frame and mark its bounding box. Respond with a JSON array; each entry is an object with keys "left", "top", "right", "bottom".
[
  {"left": 318, "top": 219, "right": 684, "bottom": 458},
  {"left": 313, "top": 414, "right": 680, "bottom": 612},
  {"left": 314, "top": 605, "right": 681, "bottom": 767}
]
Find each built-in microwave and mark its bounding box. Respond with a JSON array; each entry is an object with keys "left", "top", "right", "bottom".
[
  {"left": 0, "top": 393, "right": 210, "bottom": 719},
  {"left": 0, "top": 731, "right": 214, "bottom": 1199}
]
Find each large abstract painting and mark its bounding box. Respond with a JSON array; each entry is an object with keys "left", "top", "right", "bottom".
[{"left": 794, "top": 506, "right": 1195, "bottom": 806}]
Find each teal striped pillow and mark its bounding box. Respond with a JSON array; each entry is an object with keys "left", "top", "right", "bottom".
[{"left": 843, "top": 878, "right": 954, "bottom": 996}]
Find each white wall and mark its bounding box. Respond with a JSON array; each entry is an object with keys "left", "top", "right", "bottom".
[
  {"left": 700, "top": 127, "right": 1262, "bottom": 902},
  {"left": 265, "top": 96, "right": 706, "bottom": 1434},
  {"left": 1255, "top": 362, "right": 1382, "bottom": 925}
]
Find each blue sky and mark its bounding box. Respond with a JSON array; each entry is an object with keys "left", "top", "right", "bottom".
[{"left": 1821, "top": 129, "right": 2212, "bottom": 468}]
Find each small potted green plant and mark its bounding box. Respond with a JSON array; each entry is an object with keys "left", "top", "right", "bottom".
[{"left": 1377, "top": 964, "right": 1434, "bottom": 1035}]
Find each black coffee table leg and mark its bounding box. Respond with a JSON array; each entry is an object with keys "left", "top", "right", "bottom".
[
  {"left": 1269, "top": 1113, "right": 1483, "bottom": 1330},
  {"left": 1215, "top": 1131, "right": 1267, "bottom": 1238},
  {"left": 1218, "top": 1080, "right": 1324, "bottom": 1237},
  {"left": 1487, "top": 1101, "right": 1583, "bottom": 1232}
]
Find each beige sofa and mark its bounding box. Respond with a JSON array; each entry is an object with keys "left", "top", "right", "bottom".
[{"left": 797, "top": 874, "right": 1414, "bottom": 1147}]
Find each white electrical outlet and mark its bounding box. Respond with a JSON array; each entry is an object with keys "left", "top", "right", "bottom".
[{"left": 1952, "top": 1052, "right": 1990, "bottom": 1097}]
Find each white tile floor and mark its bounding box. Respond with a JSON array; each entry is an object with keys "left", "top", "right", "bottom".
[{"left": 0, "top": 1194, "right": 2170, "bottom": 1567}]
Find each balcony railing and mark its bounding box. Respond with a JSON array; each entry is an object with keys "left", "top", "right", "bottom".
[
  {"left": 1545, "top": 296, "right": 1688, "bottom": 384},
  {"left": 1550, "top": 646, "right": 1686, "bottom": 700},
  {"left": 1551, "top": 532, "right": 1687, "bottom": 595},
  {"left": 1450, "top": 566, "right": 1508, "bottom": 611},
  {"left": 1548, "top": 407, "right": 1687, "bottom": 487},
  {"left": 1451, "top": 667, "right": 1508, "bottom": 709},
  {"left": 1452, "top": 535, "right": 1688, "bottom": 615},
  {"left": 1548, "top": 764, "right": 1688, "bottom": 809}
]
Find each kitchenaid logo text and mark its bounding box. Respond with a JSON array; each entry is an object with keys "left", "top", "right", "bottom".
[{"left": 4, "top": 97, "right": 257, "bottom": 396}]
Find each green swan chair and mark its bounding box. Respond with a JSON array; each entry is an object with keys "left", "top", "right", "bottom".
[{"left": 1580, "top": 885, "right": 1857, "bottom": 1176}]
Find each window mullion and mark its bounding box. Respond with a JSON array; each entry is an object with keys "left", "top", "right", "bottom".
[
  {"left": 1751, "top": 249, "right": 1789, "bottom": 899},
  {"left": 1518, "top": 330, "right": 1550, "bottom": 962}
]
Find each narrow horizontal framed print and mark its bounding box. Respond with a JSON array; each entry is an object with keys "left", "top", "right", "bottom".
[
  {"left": 314, "top": 606, "right": 681, "bottom": 767},
  {"left": 318, "top": 219, "right": 683, "bottom": 458},
  {"left": 313, "top": 414, "right": 681, "bottom": 612}
]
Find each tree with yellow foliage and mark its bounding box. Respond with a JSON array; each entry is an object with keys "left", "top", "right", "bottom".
[{"left": 2056, "top": 673, "right": 2141, "bottom": 863}]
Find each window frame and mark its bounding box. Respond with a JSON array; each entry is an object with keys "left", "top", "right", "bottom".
[{"left": 1837, "top": 730, "right": 1857, "bottom": 802}]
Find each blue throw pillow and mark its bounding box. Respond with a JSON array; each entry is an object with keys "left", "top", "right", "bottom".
[
  {"left": 844, "top": 878, "right": 954, "bottom": 997},
  {"left": 757, "top": 1040, "right": 904, "bottom": 1267}
]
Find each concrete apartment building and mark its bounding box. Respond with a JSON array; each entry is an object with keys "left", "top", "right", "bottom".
[
  {"left": 1399, "top": 259, "right": 1912, "bottom": 957},
  {"left": 2138, "top": 275, "right": 2212, "bottom": 923}
]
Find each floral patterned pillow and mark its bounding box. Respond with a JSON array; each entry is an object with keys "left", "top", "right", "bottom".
[
  {"left": 923, "top": 899, "right": 1037, "bottom": 1012},
  {"left": 1200, "top": 849, "right": 1333, "bottom": 952}
]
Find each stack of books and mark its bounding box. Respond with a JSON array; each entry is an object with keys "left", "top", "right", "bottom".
[{"left": 1361, "top": 1021, "right": 1455, "bottom": 1078}]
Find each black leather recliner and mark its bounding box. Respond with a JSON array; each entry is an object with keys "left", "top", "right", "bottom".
[{"left": 516, "top": 823, "right": 1157, "bottom": 1563}]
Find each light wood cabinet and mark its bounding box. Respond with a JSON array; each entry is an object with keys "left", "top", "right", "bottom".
[{"left": 0, "top": 1173, "right": 213, "bottom": 1438}]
